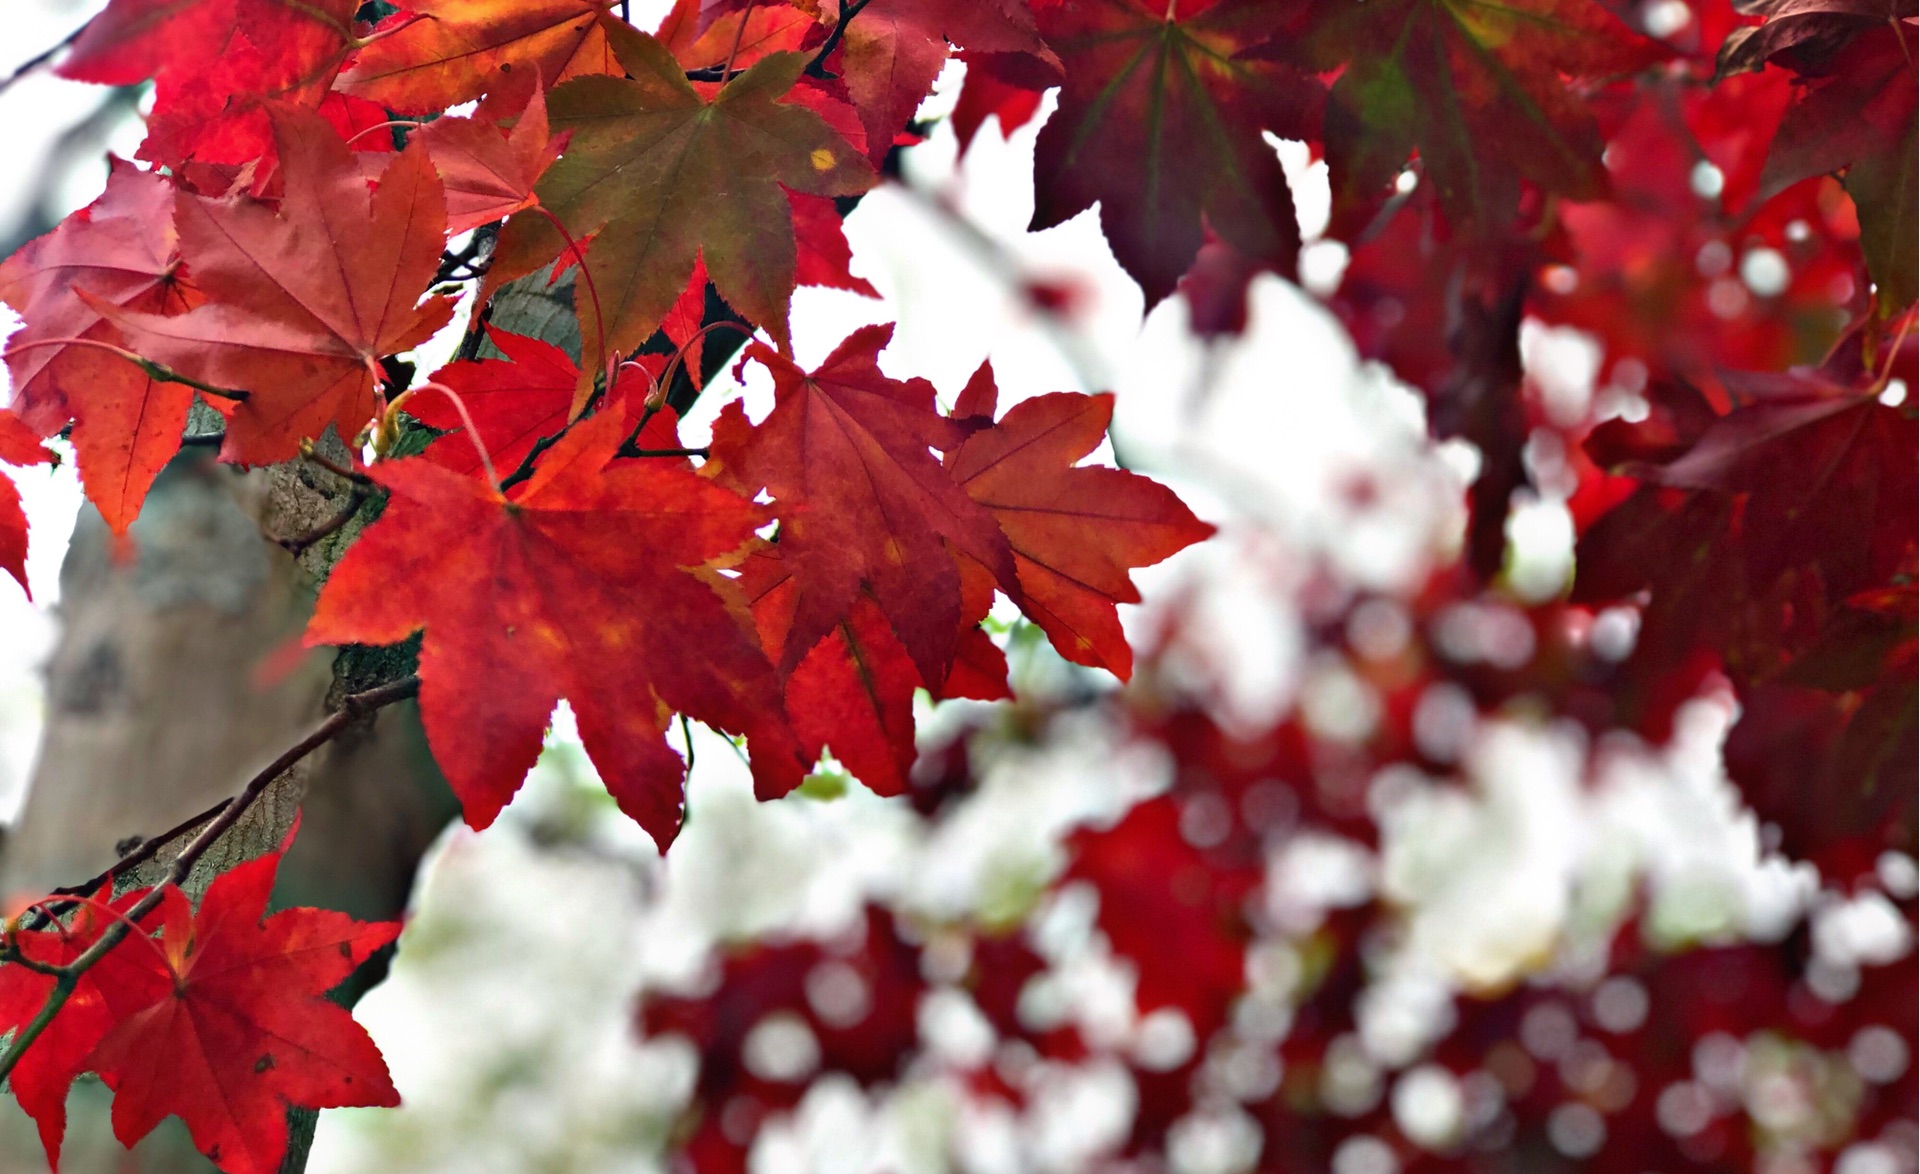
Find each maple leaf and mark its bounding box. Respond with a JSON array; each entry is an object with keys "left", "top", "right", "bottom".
[
  {"left": 488, "top": 23, "right": 874, "bottom": 366},
  {"left": 0, "top": 410, "right": 57, "bottom": 596},
  {"left": 338, "top": 0, "right": 623, "bottom": 114},
  {"left": 0, "top": 888, "right": 147, "bottom": 1168},
  {"left": 1531, "top": 78, "right": 1860, "bottom": 383},
  {"left": 790, "top": 193, "right": 880, "bottom": 298},
  {"left": 411, "top": 329, "right": 580, "bottom": 477},
  {"left": 707, "top": 324, "right": 1013, "bottom": 687},
  {"left": 951, "top": 50, "right": 1048, "bottom": 151},
  {"left": 1715, "top": 0, "right": 1910, "bottom": 79},
  {"left": 91, "top": 109, "right": 453, "bottom": 466},
  {"left": 413, "top": 79, "right": 567, "bottom": 235},
  {"left": 827, "top": 0, "right": 1061, "bottom": 163},
  {"left": 83, "top": 849, "right": 398, "bottom": 1174},
  {"left": 1575, "top": 366, "right": 1918, "bottom": 752},
  {"left": 731, "top": 536, "right": 1006, "bottom": 794},
  {"left": 786, "top": 598, "right": 926, "bottom": 795},
  {"left": 1752, "top": 23, "right": 1918, "bottom": 310},
  {"left": 659, "top": 0, "right": 816, "bottom": 71},
  {"left": 1030, "top": 0, "right": 1324, "bottom": 305},
  {"left": 0, "top": 161, "right": 199, "bottom": 537},
  {"left": 307, "top": 410, "right": 805, "bottom": 847},
  {"left": 61, "top": 0, "right": 352, "bottom": 86},
  {"left": 945, "top": 366, "right": 1215, "bottom": 679},
  {"left": 654, "top": 193, "right": 876, "bottom": 393},
  {"left": 732, "top": 543, "right": 927, "bottom": 794},
  {"left": 410, "top": 329, "right": 676, "bottom": 477},
  {"left": 62, "top": 0, "right": 358, "bottom": 165},
  {"left": 1308, "top": 0, "right": 1669, "bottom": 231}
]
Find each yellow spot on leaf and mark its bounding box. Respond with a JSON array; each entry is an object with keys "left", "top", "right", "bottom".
[{"left": 810, "top": 147, "right": 835, "bottom": 172}]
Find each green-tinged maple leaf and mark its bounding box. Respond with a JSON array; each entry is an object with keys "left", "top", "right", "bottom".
[
  {"left": 1031, "top": 0, "right": 1324, "bottom": 304},
  {"left": 1309, "top": 0, "right": 1669, "bottom": 231},
  {"left": 1755, "top": 23, "right": 1917, "bottom": 310},
  {"left": 946, "top": 366, "right": 1215, "bottom": 680},
  {"left": 83, "top": 849, "right": 398, "bottom": 1174},
  {"left": 307, "top": 410, "right": 806, "bottom": 847},
  {"left": 0, "top": 161, "right": 199, "bottom": 537},
  {"left": 91, "top": 109, "right": 453, "bottom": 465},
  {"left": 707, "top": 325, "right": 1014, "bottom": 688},
  {"left": 338, "top": 0, "right": 624, "bottom": 113},
  {"left": 488, "top": 23, "right": 874, "bottom": 367}
]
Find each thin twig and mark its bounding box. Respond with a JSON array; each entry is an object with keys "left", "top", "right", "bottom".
[
  {"left": 0, "top": 676, "right": 421, "bottom": 1083},
  {"left": 298, "top": 438, "right": 372, "bottom": 485},
  {"left": 805, "top": 0, "right": 873, "bottom": 78},
  {"left": 622, "top": 446, "right": 710, "bottom": 459},
  {"left": 274, "top": 487, "right": 370, "bottom": 557},
  {"left": 0, "top": 26, "right": 82, "bottom": 98},
  {"left": 533, "top": 206, "right": 613, "bottom": 388},
  {"left": 496, "top": 422, "right": 574, "bottom": 493}
]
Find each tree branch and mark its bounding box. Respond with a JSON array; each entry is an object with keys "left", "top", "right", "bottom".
[
  {"left": 0, "top": 676, "right": 422, "bottom": 1084},
  {"left": 0, "top": 25, "right": 82, "bottom": 98},
  {"left": 273, "top": 486, "right": 371, "bottom": 557}
]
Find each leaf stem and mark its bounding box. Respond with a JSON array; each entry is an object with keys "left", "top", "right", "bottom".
[
  {"left": 722, "top": 0, "right": 759, "bottom": 78},
  {"left": 341, "top": 119, "right": 423, "bottom": 150},
  {"left": 532, "top": 206, "right": 614, "bottom": 391},
  {"left": 298, "top": 438, "right": 373, "bottom": 485},
  {"left": 391, "top": 382, "right": 502, "bottom": 495},
  {"left": 5, "top": 338, "right": 250, "bottom": 402},
  {"left": 348, "top": 9, "right": 428, "bottom": 49},
  {"left": 0, "top": 25, "right": 81, "bottom": 97}
]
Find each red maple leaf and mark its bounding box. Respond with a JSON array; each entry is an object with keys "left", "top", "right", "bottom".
[
  {"left": 306, "top": 410, "right": 805, "bottom": 846},
  {"left": 82, "top": 848, "right": 399, "bottom": 1174},
  {"left": 0, "top": 409, "right": 57, "bottom": 596},
  {"left": 411, "top": 78, "right": 567, "bottom": 235},
  {"left": 92, "top": 109, "right": 453, "bottom": 465},
  {"left": 410, "top": 330, "right": 675, "bottom": 478},
  {"left": 1752, "top": 22, "right": 1917, "bottom": 310},
  {"left": 707, "top": 325, "right": 1014, "bottom": 687},
  {"left": 946, "top": 364, "right": 1215, "bottom": 679},
  {"left": 0, "top": 162, "right": 200, "bottom": 537},
  {"left": 62, "top": 0, "right": 357, "bottom": 166},
  {"left": 1067, "top": 795, "right": 1261, "bottom": 1040},
  {"left": 1308, "top": 0, "right": 1669, "bottom": 231},
  {"left": 824, "top": 0, "right": 1060, "bottom": 163},
  {"left": 338, "top": 0, "right": 624, "bottom": 114},
  {"left": 0, "top": 887, "right": 146, "bottom": 1168}
]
